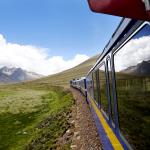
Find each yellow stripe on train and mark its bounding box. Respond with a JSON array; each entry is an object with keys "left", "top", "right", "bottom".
[{"left": 89, "top": 96, "right": 124, "bottom": 150}]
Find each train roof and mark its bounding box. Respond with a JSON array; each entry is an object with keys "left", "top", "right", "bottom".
[
  {"left": 88, "top": 0, "right": 150, "bottom": 21},
  {"left": 87, "top": 18, "right": 145, "bottom": 76},
  {"left": 71, "top": 77, "right": 85, "bottom": 81}
]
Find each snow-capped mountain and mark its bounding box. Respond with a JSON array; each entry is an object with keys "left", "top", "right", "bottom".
[
  {"left": 0, "top": 66, "right": 43, "bottom": 84},
  {"left": 121, "top": 60, "right": 150, "bottom": 76}
]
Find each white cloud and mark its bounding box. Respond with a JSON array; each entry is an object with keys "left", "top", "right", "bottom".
[
  {"left": 0, "top": 34, "right": 89, "bottom": 75},
  {"left": 114, "top": 36, "right": 150, "bottom": 71}
]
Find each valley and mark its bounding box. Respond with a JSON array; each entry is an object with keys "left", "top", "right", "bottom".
[{"left": 0, "top": 55, "right": 98, "bottom": 150}]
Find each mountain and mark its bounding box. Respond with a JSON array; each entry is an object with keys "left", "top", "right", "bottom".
[
  {"left": 0, "top": 66, "right": 43, "bottom": 84},
  {"left": 121, "top": 60, "right": 150, "bottom": 75},
  {"left": 32, "top": 55, "right": 99, "bottom": 87}
]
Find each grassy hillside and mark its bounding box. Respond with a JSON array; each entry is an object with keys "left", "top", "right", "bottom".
[
  {"left": 0, "top": 54, "right": 98, "bottom": 150},
  {"left": 32, "top": 55, "right": 99, "bottom": 87}
]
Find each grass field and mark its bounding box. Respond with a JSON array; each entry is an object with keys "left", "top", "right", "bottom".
[
  {"left": 115, "top": 74, "right": 150, "bottom": 150},
  {"left": 0, "top": 55, "right": 98, "bottom": 150},
  {"left": 0, "top": 83, "right": 74, "bottom": 150}
]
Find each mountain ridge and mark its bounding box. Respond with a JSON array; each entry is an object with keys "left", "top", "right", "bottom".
[
  {"left": 0, "top": 66, "right": 43, "bottom": 84},
  {"left": 31, "top": 54, "right": 99, "bottom": 87},
  {"left": 121, "top": 60, "right": 150, "bottom": 75}
]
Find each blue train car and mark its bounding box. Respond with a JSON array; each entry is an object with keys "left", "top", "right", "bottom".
[{"left": 70, "top": 18, "right": 150, "bottom": 150}]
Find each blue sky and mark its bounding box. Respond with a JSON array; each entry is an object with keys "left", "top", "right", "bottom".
[{"left": 0, "top": 0, "right": 121, "bottom": 75}]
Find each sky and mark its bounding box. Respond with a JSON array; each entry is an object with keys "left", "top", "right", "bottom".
[
  {"left": 0, "top": 0, "right": 121, "bottom": 75},
  {"left": 114, "top": 25, "right": 150, "bottom": 72}
]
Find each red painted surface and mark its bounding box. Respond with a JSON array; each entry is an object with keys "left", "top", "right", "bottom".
[{"left": 88, "top": 0, "right": 150, "bottom": 21}]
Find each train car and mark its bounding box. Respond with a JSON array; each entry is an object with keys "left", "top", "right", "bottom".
[
  {"left": 71, "top": 18, "right": 150, "bottom": 150},
  {"left": 70, "top": 77, "right": 87, "bottom": 96}
]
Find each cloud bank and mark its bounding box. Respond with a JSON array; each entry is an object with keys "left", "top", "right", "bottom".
[
  {"left": 114, "top": 36, "right": 150, "bottom": 71},
  {"left": 0, "top": 34, "right": 89, "bottom": 75}
]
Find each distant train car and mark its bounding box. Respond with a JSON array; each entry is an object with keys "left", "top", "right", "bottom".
[
  {"left": 70, "top": 77, "right": 87, "bottom": 96},
  {"left": 70, "top": 18, "right": 150, "bottom": 150}
]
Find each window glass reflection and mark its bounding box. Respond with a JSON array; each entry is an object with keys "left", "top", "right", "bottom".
[
  {"left": 99, "top": 64, "right": 109, "bottom": 115},
  {"left": 87, "top": 75, "right": 94, "bottom": 97},
  {"left": 93, "top": 71, "right": 99, "bottom": 104},
  {"left": 114, "top": 24, "right": 150, "bottom": 150},
  {"left": 107, "top": 59, "right": 115, "bottom": 122}
]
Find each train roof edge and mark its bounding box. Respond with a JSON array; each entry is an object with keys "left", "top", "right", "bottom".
[{"left": 87, "top": 18, "right": 145, "bottom": 76}]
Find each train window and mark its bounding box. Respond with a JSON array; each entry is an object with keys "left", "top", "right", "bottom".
[
  {"left": 106, "top": 58, "right": 115, "bottom": 123},
  {"left": 93, "top": 71, "right": 99, "bottom": 104},
  {"left": 99, "top": 63, "right": 109, "bottom": 115},
  {"left": 87, "top": 74, "right": 94, "bottom": 97},
  {"left": 114, "top": 24, "right": 150, "bottom": 149}
]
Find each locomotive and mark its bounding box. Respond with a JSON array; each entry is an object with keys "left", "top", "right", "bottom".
[{"left": 70, "top": 18, "right": 150, "bottom": 150}]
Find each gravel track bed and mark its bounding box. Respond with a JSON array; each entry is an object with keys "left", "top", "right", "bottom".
[{"left": 70, "top": 87, "right": 102, "bottom": 150}]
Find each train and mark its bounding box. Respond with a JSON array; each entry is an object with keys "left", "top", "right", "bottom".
[{"left": 70, "top": 18, "right": 150, "bottom": 150}]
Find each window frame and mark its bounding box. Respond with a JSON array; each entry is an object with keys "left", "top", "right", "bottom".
[
  {"left": 106, "top": 56, "right": 116, "bottom": 126},
  {"left": 92, "top": 70, "right": 100, "bottom": 106},
  {"left": 112, "top": 22, "right": 150, "bottom": 149},
  {"left": 97, "top": 61, "right": 110, "bottom": 119},
  {"left": 86, "top": 74, "right": 93, "bottom": 97}
]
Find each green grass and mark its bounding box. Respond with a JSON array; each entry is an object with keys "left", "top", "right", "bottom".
[
  {"left": 115, "top": 75, "right": 150, "bottom": 150},
  {"left": 0, "top": 84, "right": 74, "bottom": 150},
  {"left": 0, "top": 54, "right": 98, "bottom": 150}
]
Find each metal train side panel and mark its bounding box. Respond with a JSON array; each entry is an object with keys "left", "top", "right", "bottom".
[
  {"left": 71, "top": 77, "right": 127, "bottom": 149},
  {"left": 71, "top": 19, "right": 150, "bottom": 150},
  {"left": 87, "top": 94, "right": 125, "bottom": 150}
]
